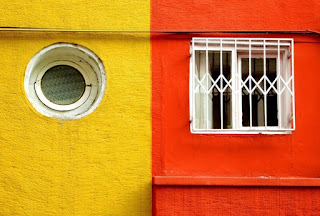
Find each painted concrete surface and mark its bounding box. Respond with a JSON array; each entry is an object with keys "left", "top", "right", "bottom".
[
  {"left": 152, "top": 34, "right": 320, "bottom": 215},
  {"left": 152, "top": 34, "right": 320, "bottom": 177},
  {"left": 151, "top": 0, "right": 320, "bottom": 31},
  {"left": 154, "top": 186, "right": 320, "bottom": 215},
  {"left": 151, "top": 0, "right": 320, "bottom": 215},
  {"left": 0, "top": 1, "right": 151, "bottom": 215},
  {"left": 0, "top": 0, "right": 148, "bottom": 30}
]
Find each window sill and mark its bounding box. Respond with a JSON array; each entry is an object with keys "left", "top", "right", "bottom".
[
  {"left": 191, "top": 128, "right": 294, "bottom": 135},
  {"left": 153, "top": 176, "right": 320, "bottom": 187}
]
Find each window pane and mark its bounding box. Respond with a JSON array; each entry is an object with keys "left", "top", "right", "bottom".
[
  {"left": 252, "top": 87, "right": 265, "bottom": 126},
  {"left": 241, "top": 57, "right": 279, "bottom": 127},
  {"left": 252, "top": 58, "right": 265, "bottom": 126},
  {"left": 194, "top": 50, "right": 207, "bottom": 129},
  {"left": 212, "top": 87, "right": 221, "bottom": 129},
  {"left": 208, "top": 51, "right": 232, "bottom": 129},
  {"left": 241, "top": 58, "right": 250, "bottom": 126},
  {"left": 223, "top": 86, "right": 232, "bottom": 129},
  {"left": 241, "top": 58, "right": 266, "bottom": 126},
  {"left": 266, "top": 58, "right": 278, "bottom": 126}
]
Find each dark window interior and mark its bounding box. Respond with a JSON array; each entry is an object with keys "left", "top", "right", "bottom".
[
  {"left": 241, "top": 58, "right": 278, "bottom": 127},
  {"left": 210, "top": 51, "right": 232, "bottom": 129}
]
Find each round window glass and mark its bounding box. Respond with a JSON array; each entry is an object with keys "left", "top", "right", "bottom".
[{"left": 41, "top": 65, "right": 86, "bottom": 105}]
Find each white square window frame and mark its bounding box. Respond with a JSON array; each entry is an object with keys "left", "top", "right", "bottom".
[{"left": 189, "top": 38, "right": 295, "bottom": 134}]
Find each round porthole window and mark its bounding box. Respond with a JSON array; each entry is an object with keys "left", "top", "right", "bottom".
[
  {"left": 39, "top": 65, "right": 86, "bottom": 106},
  {"left": 25, "top": 43, "right": 106, "bottom": 119}
]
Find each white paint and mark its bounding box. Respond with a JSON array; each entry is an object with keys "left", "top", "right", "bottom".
[{"left": 190, "top": 38, "right": 295, "bottom": 134}]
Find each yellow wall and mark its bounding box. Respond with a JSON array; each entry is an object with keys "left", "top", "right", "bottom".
[{"left": 0, "top": 1, "right": 150, "bottom": 215}]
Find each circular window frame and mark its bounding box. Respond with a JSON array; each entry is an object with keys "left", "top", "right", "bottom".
[{"left": 25, "top": 43, "right": 106, "bottom": 120}]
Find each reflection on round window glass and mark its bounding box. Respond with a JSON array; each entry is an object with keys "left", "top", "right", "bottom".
[{"left": 41, "top": 65, "right": 86, "bottom": 105}]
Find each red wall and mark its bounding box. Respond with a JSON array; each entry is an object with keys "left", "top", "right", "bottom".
[
  {"left": 151, "top": 0, "right": 320, "bottom": 31},
  {"left": 152, "top": 1, "right": 320, "bottom": 215},
  {"left": 154, "top": 186, "right": 320, "bottom": 216},
  {"left": 152, "top": 34, "right": 320, "bottom": 177}
]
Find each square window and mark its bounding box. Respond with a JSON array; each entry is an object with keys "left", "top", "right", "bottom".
[{"left": 190, "top": 38, "right": 295, "bottom": 134}]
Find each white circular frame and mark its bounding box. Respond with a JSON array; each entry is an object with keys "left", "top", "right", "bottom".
[{"left": 25, "top": 43, "right": 106, "bottom": 119}]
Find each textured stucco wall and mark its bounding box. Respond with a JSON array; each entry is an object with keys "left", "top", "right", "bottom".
[
  {"left": 151, "top": 0, "right": 320, "bottom": 215},
  {"left": 154, "top": 186, "right": 320, "bottom": 216},
  {"left": 0, "top": 1, "right": 151, "bottom": 215},
  {"left": 0, "top": 0, "right": 148, "bottom": 30}
]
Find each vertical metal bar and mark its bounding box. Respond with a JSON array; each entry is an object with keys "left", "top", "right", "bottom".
[
  {"left": 206, "top": 39, "right": 209, "bottom": 129},
  {"left": 249, "top": 40, "right": 252, "bottom": 128},
  {"left": 192, "top": 38, "right": 196, "bottom": 130},
  {"left": 233, "top": 39, "right": 237, "bottom": 129},
  {"left": 291, "top": 39, "right": 295, "bottom": 130},
  {"left": 264, "top": 40, "right": 267, "bottom": 128},
  {"left": 220, "top": 39, "right": 223, "bottom": 129},
  {"left": 277, "top": 40, "right": 281, "bottom": 129}
]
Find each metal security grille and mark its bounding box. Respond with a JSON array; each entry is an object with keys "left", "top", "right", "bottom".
[{"left": 190, "top": 38, "right": 295, "bottom": 134}]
